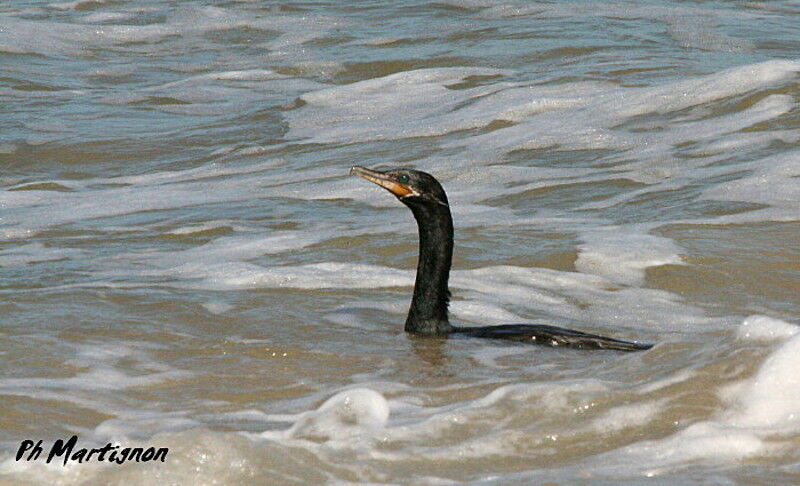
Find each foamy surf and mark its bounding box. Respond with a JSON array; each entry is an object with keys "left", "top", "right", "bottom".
[{"left": 2, "top": 0, "right": 800, "bottom": 484}]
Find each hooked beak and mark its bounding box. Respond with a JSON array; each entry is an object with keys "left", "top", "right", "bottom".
[{"left": 350, "top": 166, "right": 414, "bottom": 198}]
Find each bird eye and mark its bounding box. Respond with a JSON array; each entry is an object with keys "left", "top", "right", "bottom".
[{"left": 397, "top": 174, "right": 410, "bottom": 184}]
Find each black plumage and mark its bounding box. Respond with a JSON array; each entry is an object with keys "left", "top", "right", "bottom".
[{"left": 351, "top": 166, "right": 652, "bottom": 352}]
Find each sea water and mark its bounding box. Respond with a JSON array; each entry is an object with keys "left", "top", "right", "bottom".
[{"left": 1, "top": 1, "right": 799, "bottom": 484}]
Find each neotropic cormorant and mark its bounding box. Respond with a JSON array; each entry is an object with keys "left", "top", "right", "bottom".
[{"left": 351, "top": 166, "right": 653, "bottom": 352}]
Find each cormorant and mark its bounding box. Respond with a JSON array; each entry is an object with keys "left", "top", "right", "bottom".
[{"left": 351, "top": 166, "right": 653, "bottom": 352}]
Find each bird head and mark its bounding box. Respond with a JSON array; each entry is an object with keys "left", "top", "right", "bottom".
[{"left": 350, "top": 166, "right": 449, "bottom": 208}]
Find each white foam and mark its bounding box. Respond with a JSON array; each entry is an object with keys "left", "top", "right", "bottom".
[
  {"left": 455, "top": 265, "right": 707, "bottom": 334},
  {"left": 664, "top": 15, "right": 755, "bottom": 52},
  {"left": 575, "top": 227, "right": 684, "bottom": 286},
  {"left": 157, "top": 231, "right": 321, "bottom": 266},
  {"left": 469, "top": 345, "right": 532, "bottom": 368},
  {"left": 730, "top": 330, "right": 800, "bottom": 429},
  {"left": 103, "top": 255, "right": 703, "bottom": 336},
  {"left": 185, "top": 262, "right": 413, "bottom": 291},
  {"left": 472, "top": 1, "right": 765, "bottom": 25},
  {"left": 202, "top": 301, "right": 234, "bottom": 314},
  {"left": 737, "top": 315, "right": 800, "bottom": 342},
  {"left": 0, "top": 342, "right": 192, "bottom": 394},
  {"left": 82, "top": 65, "right": 137, "bottom": 79},
  {"left": 255, "top": 380, "right": 617, "bottom": 465},
  {"left": 700, "top": 150, "right": 800, "bottom": 222},
  {"left": 2, "top": 2, "right": 799, "bottom": 483},
  {"left": 48, "top": 0, "right": 114, "bottom": 10},
  {"left": 285, "top": 67, "right": 512, "bottom": 144},
  {"left": 281, "top": 60, "right": 799, "bottom": 243},
  {"left": 590, "top": 401, "right": 664, "bottom": 434},
  {"left": 81, "top": 12, "right": 137, "bottom": 24},
  {"left": 0, "top": 243, "right": 84, "bottom": 267},
  {"left": 621, "top": 422, "right": 770, "bottom": 473},
  {"left": 638, "top": 368, "right": 697, "bottom": 394},
  {"left": 599, "top": 318, "right": 800, "bottom": 474},
  {"left": 166, "top": 221, "right": 237, "bottom": 236},
  {"left": 364, "top": 381, "right": 616, "bottom": 462},
  {"left": 0, "top": 6, "right": 340, "bottom": 57},
  {"left": 104, "top": 69, "right": 325, "bottom": 115},
  {"left": 0, "top": 18, "right": 174, "bottom": 56},
  {"left": 93, "top": 413, "right": 200, "bottom": 442},
  {"left": 0, "top": 429, "right": 260, "bottom": 486},
  {"left": 686, "top": 129, "right": 800, "bottom": 157},
  {"left": 449, "top": 299, "right": 524, "bottom": 326},
  {"left": 456, "top": 60, "right": 800, "bottom": 156},
  {"left": 323, "top": 300, "right": 407, "bottom": 330},
  {"left": 0, "top": 159, "right": 304, "bottom": 238},
  {"left": 263, "top": 388, "right": 389, "bottom": 445}
]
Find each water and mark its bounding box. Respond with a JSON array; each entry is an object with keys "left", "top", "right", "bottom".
[{"left": 1, "top": 1, "right": 799, "bottom": 484}]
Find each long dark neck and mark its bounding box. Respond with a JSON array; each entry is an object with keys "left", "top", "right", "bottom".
[{"left": 405, "top": 201, "right": 454, "bottom": 335}]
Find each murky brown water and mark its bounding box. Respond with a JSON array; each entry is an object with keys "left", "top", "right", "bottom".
[{"left": 2, "top": 1, "right": 800, "bottom": 484}]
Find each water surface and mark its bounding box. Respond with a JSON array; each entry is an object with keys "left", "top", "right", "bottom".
[{"left": 2, "top": 1, "right": 800, "bottom": 484}]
